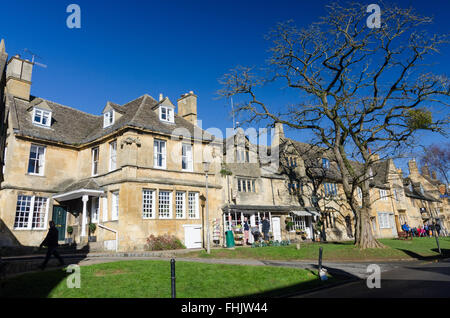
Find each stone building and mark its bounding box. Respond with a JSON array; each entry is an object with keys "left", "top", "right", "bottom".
[
  {"left": 0, "top": 40, "right": 224, "bottom": 252},
  {"left": 0, "top": 40, "right": 447, "bottom": 253}
]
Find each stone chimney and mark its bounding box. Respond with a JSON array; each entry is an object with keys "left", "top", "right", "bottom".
[
  {"left": 371, "top": 153, "right": 380, "bottom": 161},
  {"left": 408, "top": 159, "right": 419, "bottom": 177},
  {"left": 272, "top": 122, "right": 285, "bottom": 149},
  {"left": 159, "top": 93, "right": 163, "bottom": 101},
  {"left": 431, "top": 171, "right": 437, "bottom": 180},
  {"left": 177, "top": 91, "right": 197, "bottom": 125},
  {"left": 5, "top": 54, "right": 33, "bottom": 101},
  {"left": 421, "top": 164, "right": 431, "bottom": 178},
  {"left": 439, "top": 184, "right": 446, "bottom": 195}
]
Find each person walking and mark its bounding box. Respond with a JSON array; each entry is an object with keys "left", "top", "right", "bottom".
[
  {"left": 38, "top": 221, "right": 65, "bottom": 270},
  {"left": 262, "top": 217, "right": 270, "bottom": 242}
]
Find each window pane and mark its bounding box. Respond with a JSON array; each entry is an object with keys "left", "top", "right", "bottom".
[
  {"left": 188, "top": 192, "right": 198, "bottom": 218},
  {"left": 14, "top": 195, "right": 32, "bottom": 228},
  {"left": 159, "top": 191, "right": 171, "bottom": 218},
  {"left": 176, "top": 192, "right": 185, "bottom": 218},
  {"left": 143, "top": 190, "right": 154, "bottom": 218},
  {"left": 32, "top": 197, "right": 47, "bottom": 228}
]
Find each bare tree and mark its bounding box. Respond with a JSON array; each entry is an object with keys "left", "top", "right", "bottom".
[
  {"left": 419, "top": 143, "right": 450, "bottom": 186},
  {"left": 218, "top": 2, "right": 449, "bottom": 248}
]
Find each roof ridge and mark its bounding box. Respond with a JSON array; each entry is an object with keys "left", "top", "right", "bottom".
[{"left": 129, "top": 94, "right": 150, "bottom": 125}]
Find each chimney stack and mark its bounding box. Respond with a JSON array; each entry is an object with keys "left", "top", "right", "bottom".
[
  {"left": 5, "top": 54, "right": 33, "bottom": 101},
  {"left": 272, "top": 122, "right": 285, "bottom": 149},
  {"left": 408, "top": 159, "right": 419, "bottom": 176},
  {"left": 177, "top": 91, "right": 197, "bottom": 125},
  {"left": 431, "top": 171, "right": 437, "bottom": 180},
  {"left": 421, "top": 164, "right": 431, "bottom": 178},
  {"left": 159, "top": 93, "right": 163, "bottom": 101}
]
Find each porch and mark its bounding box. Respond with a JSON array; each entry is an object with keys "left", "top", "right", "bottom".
[{"left": 222, "top": 205, "right": 319, "bottom": 246}]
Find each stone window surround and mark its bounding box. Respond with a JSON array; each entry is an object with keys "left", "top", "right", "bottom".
[
  {"left": 14, "top": 195, "right": 49, "bottom": 230},
  {"left": 32, "top": 107, "right": 52, "bottom": 127}
]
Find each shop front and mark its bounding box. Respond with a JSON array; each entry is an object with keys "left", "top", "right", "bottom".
[{"left": 222, "top": 205, "right": 319, "bottom": 245}]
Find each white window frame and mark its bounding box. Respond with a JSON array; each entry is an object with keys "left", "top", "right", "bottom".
[
  {"left": 32, "top": 108, "right": 52, "bottom": 127},
  {"left": 322, "top": 158, "right": 330, "bottom": 169},
  {"left": 111, "top": 191, "right": 119, "bottom": 221},
  {"left": 91, "top": 197, "right": 99, "bottom": 223},
  {"left": 102, "top": 196, "right": 108, "bottom": 222},
  {"left": 142, "top": 189, "right": 156, "bottom": 219},
  {"left": 103, "top": 110, "right": 114, "bottom": 128},
  {"left": 188, "top": 192, "right": 199, "bottom": 219},
  {"left": 27, "top": 144, "right": 46, "bottom": 176},
  {"left": 160, "top": 106, "right": 174, "bottom": 123},
  {"left": 109, "top": 140, "right": 117, "bottom": 171},
  {"left": 158, "top": 191, "right": 172, "bottom": 219},
  {"left": 92, "top": 147, "right": 99, "bottom": 176},
  {"left": 182, "top": 143, "right": 193, "bottom": 172},
  {"left": 176, "top": 191, "right": 186, "bottom": 219},
  {"left": 14, "top": 195, "right": 49, "bottom": 230},
  {"left": 378, "top": 212, "right": 391, "bottom": 229},
  {"left": 379, "top": 189, "right": 388, "bottom": 201},
  {"left": 154, "top": 139, "right": 167, "bottom": 169}
]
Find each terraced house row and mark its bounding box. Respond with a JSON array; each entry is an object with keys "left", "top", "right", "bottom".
[{"left": 0, "top": 40, "right": 448, "bottom": 251}]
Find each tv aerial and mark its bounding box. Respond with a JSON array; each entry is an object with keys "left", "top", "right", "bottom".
[{"left": 23, "top": 48, "right": 47, "bottom": 69}]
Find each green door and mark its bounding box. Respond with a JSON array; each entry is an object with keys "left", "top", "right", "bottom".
[{"left": 52, "top": 206, "right": 67, "bottom": 241}]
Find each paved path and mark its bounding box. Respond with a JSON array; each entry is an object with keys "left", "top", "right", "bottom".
[{"left": 296, "top": 258, "right": 450, "bottom": 298}]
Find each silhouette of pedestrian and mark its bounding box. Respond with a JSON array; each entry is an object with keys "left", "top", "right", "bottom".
[{"left": 39, "top": 221, "right": 65, "bottom": 270}]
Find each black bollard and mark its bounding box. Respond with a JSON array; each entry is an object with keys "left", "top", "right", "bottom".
[
  {"left": 171, "top": 259, "right": 176, "bottom": 298},
  {"left": 318, "top": 247, "right": 323, "bottom": 275}
]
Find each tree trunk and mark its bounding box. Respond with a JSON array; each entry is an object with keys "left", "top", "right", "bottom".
[{"left": 354, "top": 206, "right": 384, "bottom": 249}]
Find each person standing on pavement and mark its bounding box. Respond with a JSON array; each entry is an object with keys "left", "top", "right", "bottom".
[
  {"left": 243, "top": 217, "right": 250, "bottom": 245},
  {"left": 39, "top": 221, "right": 65, "bottom": 270},
  {"left": 262, "top": 217, "right": 270, "bottom": 241}
]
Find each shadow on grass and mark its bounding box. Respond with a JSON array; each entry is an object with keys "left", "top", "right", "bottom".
[
  {"left": 396, "top": 248, "right": 450, "bottom": 261},
  {"left": 1, "top": 244, "right": 90, "bottom": 298},
  {"left": 0, "top": 267, "right": 70, "bottom": 298},
  {"left": 239, "top": 264, "right": 359, "bottom": 297}
]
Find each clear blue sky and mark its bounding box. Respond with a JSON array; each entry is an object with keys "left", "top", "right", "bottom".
[{"left": 1, "top": 0, "right": 449, "bottom": 172}]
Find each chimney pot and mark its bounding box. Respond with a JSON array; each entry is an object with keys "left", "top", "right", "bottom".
[{"left": 159, "top": 93, "right": 163, "bottom": 101}]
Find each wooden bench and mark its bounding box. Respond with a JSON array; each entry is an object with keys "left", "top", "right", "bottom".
[{"left": 398, "top": 231, "right": 412, "bottom": 240}]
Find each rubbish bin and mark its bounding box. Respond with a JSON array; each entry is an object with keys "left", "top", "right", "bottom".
[{"left": 225, "top": 230, "right": 235, "bottom": 248}]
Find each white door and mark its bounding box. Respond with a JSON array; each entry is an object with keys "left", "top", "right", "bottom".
[
  {"left": 272, "top": 217, "right": 281, "bottom": 242},
  {"left": 184, "top": 225, "right": 202, "bottom": 249},
  {"left": 390, "top": 214, "right": 398, "bottom": 237}
]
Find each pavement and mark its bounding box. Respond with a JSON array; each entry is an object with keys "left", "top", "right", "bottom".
[{"left": 295, "top": 258, "right": 450, "bottom": 298}]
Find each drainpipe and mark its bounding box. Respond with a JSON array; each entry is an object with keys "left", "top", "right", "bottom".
[{"left": 97, "top": 223, "right": 118, "bottom": 252}]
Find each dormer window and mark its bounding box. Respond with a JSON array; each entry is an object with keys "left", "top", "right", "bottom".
[
  {"left": 33, "top": 108, "right": 51, "bottom": 127},
  {"left": 160, "top": 106, "right": 174, "bottom": 123},
  {"left": 103, "top": 110, "right": 114, "bottom": 128}
]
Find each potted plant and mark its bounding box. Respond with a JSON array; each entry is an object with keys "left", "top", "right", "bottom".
[
  {"left": 66, "top": 226, "right": 73, "bottom": 244},
  {"left": 88, "top": 223, "right": 97, "bottom": 242},
  {"left": 286, "top": 221, "right": 294, "bottom": 232}
]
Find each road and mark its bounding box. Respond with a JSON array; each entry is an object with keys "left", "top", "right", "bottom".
[{"left": 296, "top": 258, "right": 450, "bottom": 298}]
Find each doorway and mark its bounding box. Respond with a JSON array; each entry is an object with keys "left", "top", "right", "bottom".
[
  {"left": 272, "top": 217, "right": 281, "bottom": 242},
  {"left": 52, "top": 206, "right": 67, "bottom": 241}
]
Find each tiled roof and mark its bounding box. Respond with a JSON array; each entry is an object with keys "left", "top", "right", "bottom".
[{"left": 9, "top": 93, "right": 214, "bottom": 146}]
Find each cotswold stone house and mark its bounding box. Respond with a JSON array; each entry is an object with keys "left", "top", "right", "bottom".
[
  {"left": 0, "top": 40, "right": 447, "bottom": 252},
  {"left": 0, "top": 41, "right": 224, "bottom": 251}
]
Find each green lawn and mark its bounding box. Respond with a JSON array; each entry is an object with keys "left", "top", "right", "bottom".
[
  {"left": 0, "top": 260, "right": 336, "bottom": 298},
  {"left": 184, "top": 237, "right": 450, "bottom": 261}
]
